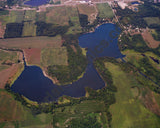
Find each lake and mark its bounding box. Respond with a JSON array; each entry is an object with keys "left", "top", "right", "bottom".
[
  {"left": 11, "top": 23, "right": 125, "bottom": 103},
  {"left": 24, "top": 0, "right": 49, "bottom": 6}
]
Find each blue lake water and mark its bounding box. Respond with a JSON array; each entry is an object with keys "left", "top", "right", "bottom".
[
  {"left": 11, "top": 23, "right": 125, "bottom": 103},
  {"left": 24, "top": 0, "right": 49, "bottom": 6}
]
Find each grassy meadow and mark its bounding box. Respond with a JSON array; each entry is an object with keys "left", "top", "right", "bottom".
[
  {"left": 0, "top": 50, "right": 18, "bottom": 71},
  {"left": 41, "top": 47, "right": 68, "bottom": 66},
  {"left": 144, "top": 17, "right": 160, "bottom": 26},
  {"left": 105, "top": 62, "right": 160, "bottom": 128},
  {"left": 96, "top": 3, "right": 114, "bottom": 19}
]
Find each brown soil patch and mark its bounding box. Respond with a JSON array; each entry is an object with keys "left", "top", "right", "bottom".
[
  {"left": 141, "top": 29, "right": 160, "bottom": 48},
  {"left": 0, "top": 22, "right": 5, "bottom": 38},
  {"left": 0, "top": 36, "right": 62, "bottom": 49},
  {"left": 0, "top": 64, "right": 19, "bottom": 89},
  {"left": 23, "top": 48, "right": 41, "bottom": 65},
  {"left": 70, "top": 45, "right": 77, "bottom": 53},
  {"left": 141, "top": 89, "right": 160, "bottom": 116}
]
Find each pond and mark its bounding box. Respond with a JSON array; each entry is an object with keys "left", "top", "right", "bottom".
[
  {"left": 11, "top": 23, "right": 125, "bottom": 103},
  {"left": 24, "top": 0, "right": 49, "bottom": 6}
]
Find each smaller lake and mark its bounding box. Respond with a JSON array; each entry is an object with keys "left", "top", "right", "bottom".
[
  {"left": 24, "top": 0, "right": 49, "bottom": 6},
  {"left": 11, "top": 23, "right": 125, "bottom": 103}
]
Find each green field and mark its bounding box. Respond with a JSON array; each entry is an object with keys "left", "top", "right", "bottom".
[
  {"left": 0, "top": 10, "right": 24, "bottom": 25},
  {"left": 22, "top": 21, "right": 37, "bottom": 37},
  {"left": 41, "top": 47, "right": 68, "bottom": 66},
  {"left": 0, "top": 50, "right": 18, "bottom": 71},
  {"left": 96, "top": 3, "right": 114, "bottom": 19},
  {"left": 105, "top": 62, "right": 160, "bottom": 128},
  {"left": 144, "top": 17, "right": 160, "bottom": 26},
  {"left": 24, "top": 10, "right": 36, "bottom": 21},
  {"left": 0, "top": 90, "right": 53, "bottom": 128},
  {"left": 46, "top": 6, "right": 81, "bottom": 34}
]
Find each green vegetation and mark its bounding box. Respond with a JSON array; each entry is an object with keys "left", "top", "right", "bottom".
[
  {"left": 22, "top": 21, "right": 37, "bottom": 37},
  {"left": 4, "top": 23, "right": 23, "bottom": 38},
  {"left": 0, "top": 49, "right": 19, "bottom": 71},
  {"left": 96, "top": 3, "right": 114, "bottom": 19},
  {"left": 0, "top": 9, "right": 9, "bottom": 16},
  {"left": 119, "top": 34, "right": 149, "bottom": 52},
  {"left": 24, "top": 10, "right": 36, "bottom": 21},
  {"left": 67, "top": 114, "right": 102, "bottom": 128},
  {"left": 0, "top": 50, "right": 18, "bottom": 63},
  {"left": 0, "top": 90, "right": 53, "bottom": 128},
  {"left": 36, "top": 21, "right": 69, "bottom": 36},
  {"left": 48, "top": 43, "right": 87, "bottom": 84},
  {"left": 106, "top": 62, "right": 160, "bottom": 128},
  {"left": 144, "top": 17, "right": 160, "bottom": 26},
  {"left": 41, "top": 47, "right": 68, "bottom": 66},
  {"left": 52, "top": 100, "right": 106, "bottom": 127},
  {"left": 9, "top": 10, "right": 24, "bottom": 23}
]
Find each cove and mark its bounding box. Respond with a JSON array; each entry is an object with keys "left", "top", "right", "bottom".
[
  {"left": 11, "top": 23, "right": 125, "bottom": 103},
  {"left": 24, "top": 0, "right": 49, "bottom": 6}
]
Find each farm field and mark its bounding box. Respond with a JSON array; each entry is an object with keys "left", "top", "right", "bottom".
[
  {"left": 22, "top": 21, "right": 37, "bottom": 37},
  {"left": 46, "top": 6, "right": 81, "bottom": 34},
  {"left": 105, "top": 62, "right": 160, "bottom": 128},
  {"left": 77, "top": 4, "right": 97, "bottom": 23},
  {"left": 0, "top": 49, "right": 23, "bottom": 88},
  {"left": 141, "top": 30, "right": 160, "bottom": 48},
  {"left": 144, "top": 17, "right": 160, "bottom": 26},
  {"left": 41, "top": 47, "right": 68, "bottom": 67},
  {"left": 96, "top": 3, "right": 114, "bottom": 19},
  {"left": 0, "top": 36, "right": 62, "bottom": 49},
  {"left": 0, "top": 90, "right": 53, "bottom": 128}
]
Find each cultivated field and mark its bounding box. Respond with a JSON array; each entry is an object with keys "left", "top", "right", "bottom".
[
  {"left": 46, "top": 6, "right": 81, "bottom": 34},
  {"left": 24, "top": 48, "right": 41, "bottom": 65},
  {"left": 77, "top": 4, "right": 97, "bottom": 23},
  {"left": 96, "top": 3, "right": 114, "bottom": 19},
  {"left": 0, "top": 49, "right": 23, "bottom": 88},
  {"left": 106, "top": 62, "right": 160, "bottom": 128},
  {"left": 141, "top": 30, "right": 160, "bottom": 48},
  {"left": 0, "top": 90, "right": 53, "bottom": 127},
  {"left": 22, "top": 21, "right": 37, "bottom": 37},
  {"left": 0, "top": 36, "right": 62, "bottom": 49},
  {"left": 41, "top": 47, "right": 68, "bottom": 66},
  {"left": 144, "top": 17, "right": 160, "bottom": 26}
]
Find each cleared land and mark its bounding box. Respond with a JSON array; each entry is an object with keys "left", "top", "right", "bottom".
[
  {"left": 144, "top": 17, "right": 160, "bottom": 26},
  {"left": 41, "top": 47, "right": 68, "bottom": 66},
  {"left": 105, "top": 62, "right": 160, "bottom": 128},
  {"left": 141, "top": 30, "right": 160, "bottom": 48},
  {"left": 24, "top": 48, "right": 41, "bottom": 65},
  {"left": 0, "top": 36, "right": 62, "bottom": 49},
  {"left": 77, "top": 4, "right": 97, "bottom": 23},
  {"left": 96, "top": 3, "right": 114, "bottom": 19}
]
